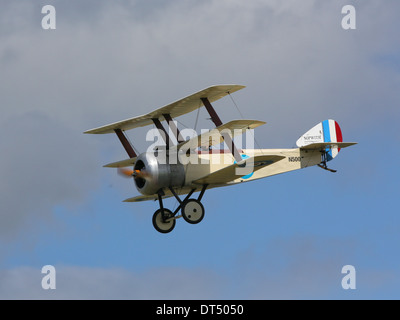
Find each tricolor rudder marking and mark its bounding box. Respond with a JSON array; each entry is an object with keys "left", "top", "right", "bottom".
[{"left": 322, "top": 119, "right": 343, "bottom": 161}]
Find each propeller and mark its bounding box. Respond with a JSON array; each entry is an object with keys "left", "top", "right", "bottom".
[
  {"left": 117, "top": 168, "right": 134, "bottom": 178},
  {"left": 117, "top": 168, "right": 149, "bottom": 178}
]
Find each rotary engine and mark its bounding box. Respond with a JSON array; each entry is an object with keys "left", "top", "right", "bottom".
[{"left": 133, "top": 152, "right": 185, "bottom": 195}]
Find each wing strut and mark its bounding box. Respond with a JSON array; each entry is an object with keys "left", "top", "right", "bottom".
[
  {"left": 152, "top": 118, "right": 174, "bottom": 149},
  {"left": 201, "top": 97, "right": 223, "bottom": 127},
  {"left": 163, "top": 113, "right": 185, "bottom": 143},
  {"left": 114, "top": 129, "right": 137, "bottom": 158},
  {"left": 201, "top": 97, "right": 242, "bottom": 163}
]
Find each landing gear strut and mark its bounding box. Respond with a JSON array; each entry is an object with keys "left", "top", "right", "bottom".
[{"left": 151, "top": 185, "right": 208, "bottom": 233}]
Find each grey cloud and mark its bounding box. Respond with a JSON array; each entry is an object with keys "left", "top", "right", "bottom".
[
  {"left": 0, "top": 266, "right": 223, "bottom": 299},
  {"left": 0, "top": 0, "right": 399, "bottom": 248},
  {"left": 1, "top": 235, "right": 398, "bottom": 299},
  {"left": 0, "top": 112, "right": 99, "bottom": 240}
]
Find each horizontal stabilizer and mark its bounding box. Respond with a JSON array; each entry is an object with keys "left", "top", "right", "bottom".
[
  {"left": 103, "top": 157, "right": 137, "bottom": 168},
  {"left": 84, "top": 84, "right": 245, "bottom": 134},
  {"left": 193, "top": 155, "right": 285, "bottom": 185},
  {"left": 300, "top": 142, "right": 357, "bottom": 152}
]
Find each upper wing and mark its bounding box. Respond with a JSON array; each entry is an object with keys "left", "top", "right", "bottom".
[
  {"left": 171, "top": 119, "right": 266, "bottom": 151},
  {"left": 193, "top": 155, "right": 285, "bottom": 185},
  {"left": 84, "top": 84, "right": 245, "bottom": 134}
]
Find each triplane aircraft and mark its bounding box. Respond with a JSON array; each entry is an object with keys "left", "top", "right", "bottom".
[{"left": 85, "top": 85, "right": 356, "bottom": 233}]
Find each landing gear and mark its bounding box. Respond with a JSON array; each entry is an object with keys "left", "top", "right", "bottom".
[
  {"left": 318, "top": 151, "right": 337, "bottom": 173},
  {"left": 317, "top": 163, "right": 337, "bottom": 173},
  {"left": 151, "top": 185, "right": 208, "bottom": 233},
  {"left": 152, "top": 208, "right": 176, "bottom": 233},
  {"left": 181, "top": 199, "right": 205, "bottom": 224}
]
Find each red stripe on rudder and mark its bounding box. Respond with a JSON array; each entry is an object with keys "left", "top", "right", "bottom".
[{"left": 335, "top": 121, "right": 343, "bottom": 152}]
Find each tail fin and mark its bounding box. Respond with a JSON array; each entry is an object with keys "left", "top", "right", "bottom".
[{"left": 296, "top": 119, "right": 343, "bottom": 161}]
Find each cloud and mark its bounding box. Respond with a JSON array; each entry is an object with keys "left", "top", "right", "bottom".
[
  {"left": 0, "top": 265, "right": 223, "bottom": 299},
  {"left": 1, "top": 0, "right": 400, "bottom": 299},
  {"left": 230, "top": 236, "right": 355, "bottom": 299},
  {"left": 1, "top": 235, "right": 398, "bottom": 299},
  {"left": 2, "top": 0, "right": 399, "bottom": 136},
  {"left": 0, "top": 112, "right": 98, "bottom": 240}
]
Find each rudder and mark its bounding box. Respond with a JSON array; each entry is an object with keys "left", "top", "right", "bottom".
[{"left": 296, "top": 119, "right": 344, "bottom": 161}]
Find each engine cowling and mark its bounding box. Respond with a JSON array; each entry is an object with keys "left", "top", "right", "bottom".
[{"left": 133, "top": 152, "right": 185, "bottom": 195}]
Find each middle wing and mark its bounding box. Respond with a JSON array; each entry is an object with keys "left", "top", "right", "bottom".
[
  {"left": 103, "top": 157, "right": 137, "bottom": 168},
  {"left": 103, "top": 119, "right": 265, "bottom": 168},
  {"left": 193, "top": 155, "right": 285, "bottom": 185},
  {"left": 171, "top": 119, "right": 266, "bottom": 151}
]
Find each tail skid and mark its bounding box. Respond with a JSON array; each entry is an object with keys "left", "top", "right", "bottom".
[
  {"left": 318, "top": 164, "right": 337, "bottom": 173},
  {"left": 318, "top": 151, "right": 337, "bottom": 173}
]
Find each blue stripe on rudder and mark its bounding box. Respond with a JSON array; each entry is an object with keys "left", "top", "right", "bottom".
[
  {"left": 322, "top": 120, "right": 333, "bottom": 161},
  {"left": 322, "top": 120, "right": 331, "bottom": 142}
]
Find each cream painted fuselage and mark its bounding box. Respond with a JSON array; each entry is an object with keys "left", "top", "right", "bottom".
[{"left": 184, "top": 148, "right": 321, "bottom": 188}]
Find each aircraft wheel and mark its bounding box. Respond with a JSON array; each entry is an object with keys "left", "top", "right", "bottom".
[
  {"left": 181, "top": 199, "right": 205, "bottom": 224},
  {"left": 152, "top": 208, "right": 175, "bottom": 233}
]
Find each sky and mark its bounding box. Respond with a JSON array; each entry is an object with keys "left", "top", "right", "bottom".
[{"left": 0, "top": 0, "right": 399, "bottom": 299}]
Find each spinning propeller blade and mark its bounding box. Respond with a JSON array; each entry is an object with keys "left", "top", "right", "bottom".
[
  {"left": 117, "top": 168, "right": 134, "bottom": 178},
  {"left": 117, "top": 168, "right": 149, "bottom": 178}
]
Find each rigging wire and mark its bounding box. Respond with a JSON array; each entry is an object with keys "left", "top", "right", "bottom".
[
  {"left": 176, "top": 119, "right": 188, "bottom": 129},
  {"left": 228, "top": 92, "right": 245, "bottom": 119},
  {"left": 228, "top": 92, "right": 264, "bottom": 154},
  {"left": 173, "top": 100, "right": 202, "bottom": 132},
  {"left": 124, "top": 130, "right": 140, "bottom": 155},
  {"left": 193, "top": 100, "right": 201, "bottom": 132}
]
